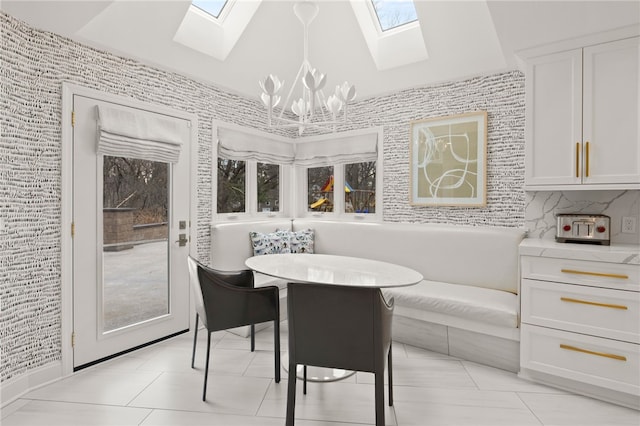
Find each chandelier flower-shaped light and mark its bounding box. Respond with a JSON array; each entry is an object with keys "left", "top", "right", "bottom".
[{"left": 259, "top": 1, "right": 356, "bottom": 135}]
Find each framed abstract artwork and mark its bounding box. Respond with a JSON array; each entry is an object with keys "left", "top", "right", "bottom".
[{"left": 409, "top": 111, "right": 487, "bottom": 207}]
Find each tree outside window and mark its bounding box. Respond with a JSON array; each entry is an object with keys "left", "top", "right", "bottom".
[
  {"left": 257, "top": 163, "right": 279, "bottom": 212},
  {"left": 345, "top": 162, "right": 376, "bottom": 213},
  {"left": 217, "top": 158, "right": 245, "bottom": 213},
  {"left": 103, "top": 156, "right": 168, "bottom": 224}
]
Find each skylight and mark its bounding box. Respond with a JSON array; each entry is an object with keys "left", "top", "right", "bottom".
[
  {"left": 192, "top": 0, "right": 228, "bottom": 19},
  {"left": 371, "top": 0, "right": 418, "bottom": 31}
]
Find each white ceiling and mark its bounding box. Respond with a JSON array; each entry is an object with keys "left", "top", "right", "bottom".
[{"left": 2, "top": 1, "right": 639, "bottom": 101}]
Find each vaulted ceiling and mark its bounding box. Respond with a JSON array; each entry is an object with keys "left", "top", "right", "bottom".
[{"left": 2, "top": 1, "right": 638, "bottom": 101}]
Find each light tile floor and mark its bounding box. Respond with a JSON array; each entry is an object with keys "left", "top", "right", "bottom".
[{"left": 2, "top": 322, "right": 639, "bottom": 426}]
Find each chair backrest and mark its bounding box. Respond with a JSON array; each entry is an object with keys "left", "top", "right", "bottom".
[
  {"left": 188, "top": 256, "right": 208, "bottom": 328},
  {"left": 287, "top": 283, "right": 393, "bottom": 373},
  {"left": 190, "top": 258, "right": 279, "bottom": 332}
]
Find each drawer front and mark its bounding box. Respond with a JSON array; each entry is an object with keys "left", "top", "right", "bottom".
[
  {"left": 522, "top": 279, "right": 640, "bottom": 343},
  {"left": 521, "top": 324, "right": 640, "bottom": 395},
  {"left": 521, "top": 256, "right": 639, "bottom": 291}
]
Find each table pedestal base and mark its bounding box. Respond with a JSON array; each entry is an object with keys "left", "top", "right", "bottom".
[{"left": 282, "top": 354, "right": 356, "bottom": 382}]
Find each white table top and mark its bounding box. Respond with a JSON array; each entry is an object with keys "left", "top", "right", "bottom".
[{"left": 245, "top": 253, "right": 423, "bottom": 288}]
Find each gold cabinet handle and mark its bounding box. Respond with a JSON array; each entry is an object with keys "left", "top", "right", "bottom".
[
  {"left": 585, "top": 141, "right": 590, "bottom": 177},
  {"left": 561, "top": 268, "right": 629, "bottom": 280},
  {"left": 560, "top": 344, "right": 626, "bottom": 361},
  {"left": 560, "top": 297, "right": 628, "bottom": 310},
  {"left": 575, "top": 142, "right": 580, "bottom": 178}
]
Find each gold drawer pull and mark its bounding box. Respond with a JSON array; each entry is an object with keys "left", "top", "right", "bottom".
[
  {"left": 561, "top": 269, "right": 629, "bottom": 280},
  {"left": 561, "top": 297, "right": 628, "bottom": 310},
  {"left": 560, "top": 344, "right": 626, "bottom": 361}
]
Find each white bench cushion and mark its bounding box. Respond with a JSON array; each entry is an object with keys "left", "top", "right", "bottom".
[{"left": 383, "top": 281, "right": 518, "bottom": 328}]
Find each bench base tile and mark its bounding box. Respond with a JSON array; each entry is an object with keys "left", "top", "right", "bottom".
[{"left": 392, "top": 314, "right": 520, "bottom": 372}]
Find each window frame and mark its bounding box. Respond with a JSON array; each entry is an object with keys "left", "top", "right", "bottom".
[
  {"left": 212, "top": 123, "right": 293, "bottom": 222},
  {"left": 369, "top": 0, "right": 419, "bottom": 33},
  {"left": 295, "top": 127, "right": 383, "bottom": 222},
  {"left": 213, "top": 123, "right": 382, "bottom": 223}
]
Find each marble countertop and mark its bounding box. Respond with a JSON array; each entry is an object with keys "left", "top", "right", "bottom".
[{"left": 519, "top": 238, "right": 640, "bottom": 265}]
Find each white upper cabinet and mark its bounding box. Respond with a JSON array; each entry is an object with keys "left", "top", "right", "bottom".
[{"left": 525, "top": 36, "right": 640, "bottom": 190}]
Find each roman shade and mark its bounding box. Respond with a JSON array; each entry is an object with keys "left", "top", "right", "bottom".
[
  {"left": 294, "top": 132, "right": 378, "bottom": 167},
  {"left": 96, "top": 105, "right": 185, "bottom": 163},
  {"left": 218, "top": 127, "right": 295, "bottom": 165}
]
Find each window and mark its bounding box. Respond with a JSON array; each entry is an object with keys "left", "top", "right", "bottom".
[
  {"left": 217, "top": 158, "right": 245, "bottom": 213},
  {"left": 307, "top": 166, "right": 334, "bottom": 213},
  {"left": 191, "top": 0, "right": 229, "bottom": 18},
  {"left": 297, "top": 128, "right": 382, "bottom": 220},
  {"left": 349, "top": 0, "right": 427, "bottom": 70},
  {"left": 257, "top": 163, "right": 280, "bottom": 213},
  {"left": 213, "top": 122, "right": 293, "bottom": 219},
  {"left": 345, "top": 162, "right": 376, "bottom": 214},
  {"left": 213, "top": 122, "right": 379, "bottom": 222},
  {"left": 371, "top": 0, "right": 418, "bottom": 32}
]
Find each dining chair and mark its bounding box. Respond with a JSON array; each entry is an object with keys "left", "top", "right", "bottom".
[
  {"left": 286, "top": 283, "right": 394, "bottom": 426},
  {"left": 187, "top": 256, "right": 281, "bottom": 401}
]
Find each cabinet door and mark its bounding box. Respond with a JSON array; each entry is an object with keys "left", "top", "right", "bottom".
[
  {"left": 525, "top": 49, "right": 583, "bottom": 187},
  {"left": 583, "top": 37, "right": 640, "bottom": 185}
]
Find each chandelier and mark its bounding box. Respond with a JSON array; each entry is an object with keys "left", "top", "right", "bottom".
[{"left": 259, "top": 1, "right": 356, "bottom": 135}]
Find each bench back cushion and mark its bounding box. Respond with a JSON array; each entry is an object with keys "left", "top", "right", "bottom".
[
  {"left": 293, "top": 220, "right": 525, "bottom": 294},
  {"left": 210, "top": 220, "right": 292, "bottom": 270}
]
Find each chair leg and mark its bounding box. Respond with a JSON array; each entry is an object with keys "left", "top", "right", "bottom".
[
  {"left": 303, "top": 365, "right": 307, "bottom": 395},
  {"left": 250, "top": 324, "right": 255, "bottom": 352},
  {"left": 191, "top": 313, "right": 199, "bottom": 369},
  {"left": 387, "top": 346, "right": 393, "bottom": 406},
  {"left": 203, "top": 331, "right": 212, "bottom": 401},
  {"left": 375, "top": 370, "right": 385, "bottom": 426},
  {"left": 286, "top": 359, "right": 297, "bottom": 426},
  {"left": 274, "top": 319, "right": 281, "bottom": 383}
]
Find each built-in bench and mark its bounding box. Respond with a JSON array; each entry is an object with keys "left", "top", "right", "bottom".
[{"left": 210, "top": 219, "right": 526, "bottom": 372}]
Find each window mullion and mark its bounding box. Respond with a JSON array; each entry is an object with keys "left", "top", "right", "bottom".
[
  {"left": 334, "top": 165, "right": 345, "bottom": 216},
  {"left": 247, "top": 160, "right": 257, "bottom": 216}
]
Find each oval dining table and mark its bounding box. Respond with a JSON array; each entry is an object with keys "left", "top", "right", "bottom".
[{"left": 245, "top": 253, "right": 423, "bottom": 382}]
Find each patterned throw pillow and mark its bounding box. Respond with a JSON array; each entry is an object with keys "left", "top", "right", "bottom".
[
  {"left": 249, "top": 231, "right": 291, "bottom": 256},
  {"left": 288, "top": 228, "right": 315, "bottom": 254}
]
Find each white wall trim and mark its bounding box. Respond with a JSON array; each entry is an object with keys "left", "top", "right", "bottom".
[
  {"left": 515, "top": 24, "right": 639, "bottom": 62},
  {"left": 1, "top": 362, "right": 62, "bottom": 407}
]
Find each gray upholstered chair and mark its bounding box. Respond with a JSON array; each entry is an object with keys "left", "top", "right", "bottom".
[
  {"left": 286, "top": 282, "right": 394, "bottom": 426},
  {"left": 188, "top": 256, "right": 280, "bottom": 401}
]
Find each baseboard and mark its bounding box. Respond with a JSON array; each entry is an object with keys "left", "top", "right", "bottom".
[
  {"left": 519, "top": 368, "right": 640, "bottom": 411},
  {"left": 1, "top": 362, "right": 63, "bottom": 407}
]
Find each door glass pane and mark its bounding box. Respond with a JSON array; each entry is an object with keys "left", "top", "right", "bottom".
[
  {"left": 308, "top": 166, "right": 334, "bottom": 212},
  {"left": 345, "top": 162, "right": 376, "bottom": 213},
  {"left": 102, "top": 156, "right": 169, "bottom": 332},
  {"left": 217, "top": 158, "right": 246, "bottom": 213},
  {"left": 258, "top": 162, "right": 280, "bottom": 212}
]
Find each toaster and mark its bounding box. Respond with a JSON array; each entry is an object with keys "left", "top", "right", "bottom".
[{"left": 556, "top": 214, "right": 610, "bottom": 245}]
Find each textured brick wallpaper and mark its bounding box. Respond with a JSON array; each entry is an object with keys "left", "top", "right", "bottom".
[
  {"left": 1, "top": 11, "right": 526, "bottom": 383},
  {"left": 346, "top": 72, "right": 526, "bottom": 226}
]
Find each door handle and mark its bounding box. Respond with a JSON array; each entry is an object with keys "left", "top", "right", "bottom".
[{"left": 175, "top": 233, "right": 188, "bottom": 247}]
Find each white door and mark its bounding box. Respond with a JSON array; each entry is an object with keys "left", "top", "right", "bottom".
[{"left": 72, "top": 95, "right": 191, "bottom": 369}]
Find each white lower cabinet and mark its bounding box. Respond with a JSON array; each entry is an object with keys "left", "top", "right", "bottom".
[
  {"left": 519, "top": 249, "right": 640, "bottom": 409},
  {"left": 521, "top": 324, "right": 639, "bottom": 395}
]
